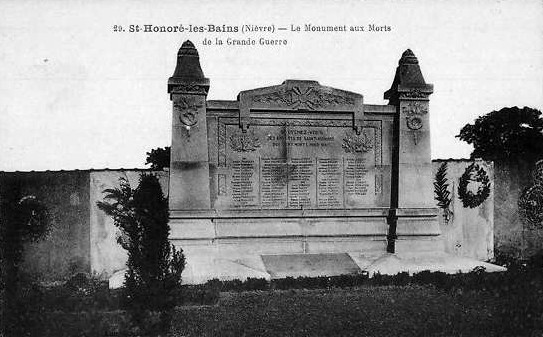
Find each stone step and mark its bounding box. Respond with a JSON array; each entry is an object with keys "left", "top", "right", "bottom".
[{"left": 261, "top": 253, "right": 362, "bottom": 279}]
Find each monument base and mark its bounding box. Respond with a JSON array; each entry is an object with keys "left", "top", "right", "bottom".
[
  {"left": 107, "top": 211, "right": 505, "bottom": 288},
  {"left": 109, "top": 251, "right": 505, "bottom": 288},
  {"left": 178, "top": 252, "right": 505, "bottom": 285}
]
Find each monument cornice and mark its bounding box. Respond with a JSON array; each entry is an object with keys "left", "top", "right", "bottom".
[
  {"left": 397, "top": 85, "right": 433, "bottom": 100},
  {"left": 168, "top": 78, "right": 210, "bottom": 96},
  {"left": 169, "top": 208, "right": 391, "bottom": 219}
]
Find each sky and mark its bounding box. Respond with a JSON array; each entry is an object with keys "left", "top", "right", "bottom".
[{"left": 0, "top": 0, "right": 542, "bottom": 171}]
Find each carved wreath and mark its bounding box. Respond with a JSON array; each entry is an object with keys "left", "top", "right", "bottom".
[
  {"left": 519, "top": 185, "right": 543, "bottom": 229},
  {"left": 406, "top": 117, "right": 423, "bottom": 130},
  {"left": 402, "top": 102, "right": 428, "bottom": 144},
  {"left": 174, "top": 97, "right": 202, "bottom": 127},
  {"left": 533, "top": 159, "right": 543, "bottom": 186},
  {"left": 342, "top": 131, "right": 373, "bottom": 153},
  {"left": 230, "top": 131, "right": 261, "bottom": 152},
  {"left": 518, "top": 159, "right": 543, "bottom": 229},
  {"left": 458, "top": 163, "right": 491, "bottom": 208}
]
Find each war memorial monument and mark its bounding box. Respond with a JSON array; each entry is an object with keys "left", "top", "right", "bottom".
[{"left": 166, "top": 41, "right": 502, "bottom": 283}]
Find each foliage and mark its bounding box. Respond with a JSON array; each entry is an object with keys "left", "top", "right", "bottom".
[
  {"left": 458, "top": 163, "right": 491, "bottom": 208},
  {"left": 179, "top": 285, "right": 221, "bottom": 306},
  {"left": 456, "top": 106, "right": 543, "bottom": 161},
  {"left": 97, "top": 173, "right": 185, "bottom": 335},
  {"left": 44, "top": 273, "right": 120, "bottom": 312},
  {"left": 145, "top": 146, "right": 171, "bottom": 170},
  {"left": 2, "top": 280, "right": 48, "bottom": 337},
  {"left": 434, "top": 163, "right": 451, "bottom": 209},
  {"left": 433, "top": 162, "right": 453, "bottom": 221}
]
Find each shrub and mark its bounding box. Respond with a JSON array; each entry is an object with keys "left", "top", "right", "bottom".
[
  {"left": 97, "top": 174, "right": 185, "bottom": 335},
  {"left": 40, "top": 273, "right": 119, "bottom": 312},
  {"left": 243, "top": 277, "right": 269, "bottom": 291},
  {"left": 412, "top": 271, "right": 452, "bottom": 290},
  {"left": 180, "top": 285, "right": 220, "bottom": 306}
]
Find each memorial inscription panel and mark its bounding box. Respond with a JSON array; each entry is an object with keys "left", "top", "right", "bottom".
[{"left": 215, "top": 118, "right": 383, "bottom": 210}]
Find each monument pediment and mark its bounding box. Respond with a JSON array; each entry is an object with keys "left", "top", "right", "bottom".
[
  {"left": 239, "top": 80, "right": 363, "bottom": 112},
  {"left": 238, "top": 80, "right": 364, "bottom": 133}
]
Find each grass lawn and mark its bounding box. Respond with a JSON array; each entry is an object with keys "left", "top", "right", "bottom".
[
  {"left": 171, "top": 284, "right": 512, "bottom": 337},
  {"left": 11, "top": 268, "right": 541, "bottom": 336}
]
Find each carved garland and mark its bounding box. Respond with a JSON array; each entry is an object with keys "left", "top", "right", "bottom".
[
  {"left": 252, "top": 86, "right": 355, "bottom": 110},
  {"left": 458, "top": 163, "right": 491, "bottom": 208},
  {"left": 170, "top": 84, "right": 208, "bottom": 95},
  {"left": 400, "top": 88, "right": 429, "bottom": 99}
]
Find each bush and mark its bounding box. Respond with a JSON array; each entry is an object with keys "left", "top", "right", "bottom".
[
  {"left": 3, "top": 280, "right": 47, "bottom": 337},
  {"left": 97, "top": 174, "right": 185, "bottom": 335},
  {"left": 179, "top": 285, "right": 221, "bottom": 306},
  {"left": 243, "top": 277, "right": 269, "bottom": 291},
  {"left": 412, "top": 271, "right": 453, "bottom": 290},
  {"left": 42, "top": 273, "right": 120, "bottom": 312}
]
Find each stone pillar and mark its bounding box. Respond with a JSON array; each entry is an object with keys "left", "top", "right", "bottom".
[
  {"left": 385, "top": 49, "right": 434, "bottom": 208},
  {"left": 167, "top": 41, "right": 211, "bottom": 211},
  {"left": 384, "top": 49, "right": 440, "bottom": 253}
]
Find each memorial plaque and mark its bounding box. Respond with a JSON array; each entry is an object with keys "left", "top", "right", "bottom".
[
  {"left": 215, "top": 118, "right": 382, "bottom": 210},
  {"left": 230, "top": 158, "right": 259, "bottom": 207}
]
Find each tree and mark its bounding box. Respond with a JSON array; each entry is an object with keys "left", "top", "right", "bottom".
[
  {"left": 456, "top": 106, "right": 543, "bottom": 161},
  {"left": 145, "top": 147, "right": 171, "bottom": 170},
  {"left": 97, "top": 174, "right": 185, "bottom": 335},
  {"left": 458, "top": 107, "right": 543, "bottom": 258}
]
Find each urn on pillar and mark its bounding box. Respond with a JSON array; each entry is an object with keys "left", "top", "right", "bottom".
[{"left": 168, "top": 40, "right": 211, "bottom": 211}]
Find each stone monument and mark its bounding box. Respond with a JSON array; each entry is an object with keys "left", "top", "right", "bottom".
[{"left": 167, "top": 41, "right": 503, "bottom": 283}]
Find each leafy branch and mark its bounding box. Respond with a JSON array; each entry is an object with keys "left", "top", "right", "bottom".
[{"left": 434, "top": 162, "right": 453, "bottom": 222}]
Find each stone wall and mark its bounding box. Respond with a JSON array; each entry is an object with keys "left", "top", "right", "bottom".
[
  {"left": 0, "top": 171, "right": 91, "bottom": 281},
  {"left": 1, "top": 161, "right": 499, "bottom": 281},
  {"left": 0, "top": 169, "right": 167, "bottom": 281},
  {"left": 432, "top": 160, "right": 494, "bottom": 261},
  {"left": 494, "top": 159, "right": 543, "bottom": 259}
]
